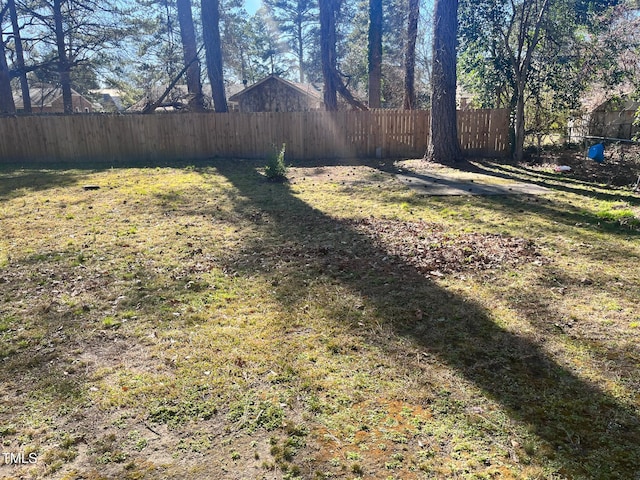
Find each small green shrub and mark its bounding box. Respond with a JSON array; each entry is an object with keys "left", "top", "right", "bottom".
[{"left": 264, "top": 143, "right": 288, "bottom": 181}]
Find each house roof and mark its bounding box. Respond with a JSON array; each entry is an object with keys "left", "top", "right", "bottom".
[
  {"left": 91, "top": 88, "right": 126, "bottom": 112},
  {"left": 13, "top": 83, "right": 90, "bottom": 109},
  {"left": 228, "top": 74, "right": 323, "bottom": 102},
  {"left": 592, "top": 94, "right": 639, "bottom": 112},
  {"left": 128, "top": 76, "right": 323, "bottom": 112},
  {"left": 579, "top": 84, "right": 636, "bottom": 112}
]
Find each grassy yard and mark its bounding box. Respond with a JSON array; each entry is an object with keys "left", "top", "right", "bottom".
[{"left": 0, "top": 154, "right": 639, "bottom": 479}]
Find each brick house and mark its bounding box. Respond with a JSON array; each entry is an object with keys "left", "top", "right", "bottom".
[{"left": 13, "top": 84, "right": 96, "bottom": 113}]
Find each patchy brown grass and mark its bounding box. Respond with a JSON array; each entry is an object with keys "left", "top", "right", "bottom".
[{"left": 0, "top": 155, "right": 639, "bottom": 479}]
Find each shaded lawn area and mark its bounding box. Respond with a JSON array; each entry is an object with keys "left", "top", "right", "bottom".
[{"left": 0, "top": 157, "right": 638, "bottom": 479}]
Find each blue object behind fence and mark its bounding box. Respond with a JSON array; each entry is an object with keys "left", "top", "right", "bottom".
[{"left": 588, "top": 143, "right": 605, "bottom": 163}]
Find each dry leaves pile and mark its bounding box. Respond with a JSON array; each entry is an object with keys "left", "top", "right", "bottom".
[
  {"left": 227, "top": 215, "right": 541, "bottom": 279},
  {"left": 348, "top": 217, "right": 541, "bottom": 276}
]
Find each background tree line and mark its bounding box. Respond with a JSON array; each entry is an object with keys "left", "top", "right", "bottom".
[
  {"left": 0, "top": 0, "right": 435, "bottom": 113},
  {"left": 0, "top": 0, "right": 638, "bottom": 161}
]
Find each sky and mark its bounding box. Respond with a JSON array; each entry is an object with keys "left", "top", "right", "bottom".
[{"left": 245, "top": 0, "right": 262, "bottom": 14}]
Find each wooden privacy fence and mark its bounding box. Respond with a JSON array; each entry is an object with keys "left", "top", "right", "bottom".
[{"left": 0, "top": 109, "right": 509, "bottom": 164}]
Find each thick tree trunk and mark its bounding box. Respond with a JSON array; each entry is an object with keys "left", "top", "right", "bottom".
[
  {"left": 0, "top": 32, "right": 15, "bottom": 114},
  {"left": 202, "top": 0, "right": 228, "bottom": 112},
  {"left": 177, "top": 0, "right": 206, "bottom": 112},
  {"left": 368, "top": 0, "right": 382, "bottom": 108},
  {"left": 403, "top": 0, "right": 419, "bottom": 110},
  {"left": 319, "top": 0, "right": 338, "bottom": 110},
  {"left": 427, "top": 0, "right": 462, "bottom": 163},
  {"left": 53, "top": 0, "right": 73, "bottom": 114},
  {"left": 8, "top": 0, "right": 29, "bottom": 113}
]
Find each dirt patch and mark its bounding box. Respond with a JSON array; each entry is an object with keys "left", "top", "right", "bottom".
[
  {"left": 310, "top": 399, "right": 433, "bottom": 479},
  {"left": 287, "top": 164, "right": 394, "bottom": 186}
]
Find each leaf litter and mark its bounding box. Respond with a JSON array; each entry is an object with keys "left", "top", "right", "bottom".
[
  {"left": 348, "top": 217, "right": 543, "bottom": 276},
  {"left": 225, "top": 214, "right": 543, "bottom": 279}
]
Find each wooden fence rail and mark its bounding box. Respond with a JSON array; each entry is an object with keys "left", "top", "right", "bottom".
[{"left": 0, "top": 109, "right": 509, "bottom": 164}]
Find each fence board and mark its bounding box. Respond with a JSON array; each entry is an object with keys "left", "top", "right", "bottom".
[
  {"left": 0, "top": 109, "right": 509, "bottom": 164},
  {"left": 457, "top": 108, "right": 510, "bottom": 156}
]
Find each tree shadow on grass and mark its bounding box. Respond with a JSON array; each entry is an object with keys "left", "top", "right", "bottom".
[
  {"left": 455, "top": 159, "right": 640, "bottom": 205},
  {"left": 294, "top": 156, "right": 640, "bottom": 241},
  {"left": 0, "top": 169, "right": 86, "bottom": 201},
  {"left": 211, "top": 159, "right": 640, "bottom": 479},
  {"left": 416, "top": 191, "right": 640, "bottom": 242}
]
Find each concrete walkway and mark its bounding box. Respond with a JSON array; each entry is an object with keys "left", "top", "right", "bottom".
[{"left": 396, "top": 172, "right": 551, "bottom": 196}]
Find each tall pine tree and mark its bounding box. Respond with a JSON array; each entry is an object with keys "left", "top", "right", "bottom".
[
  {"left": 176, "top": 0, "right": 205, "bottom": 111},
  {"left": 265, "top": 0, "right": 318, "bottom": 83},
  {"left": 403, "top": 0, "right": 419, "bottom": 110},
  {"left": 202, "top": 0, "right": 228, "bottom": 112},
  {"left": 368, "top": 0, "right": 382, "bottom": 108},
  {"left": 0, "top": 3, "right": 15, "bottom": 114},
  {"left": 427, "top": 0, "right": 462, "bottom": 163}
]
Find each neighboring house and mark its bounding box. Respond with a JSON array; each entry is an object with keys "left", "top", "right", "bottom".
[
  {"left": 13, "top": 84, "right": 95, "bottom": 113},
  {"left": 128, "top": 76, "right": 324, "bottom": 113},
  {"left": 228, "top": 75, "right": 323, "bottom": 113},
  {"left": 568, "top": 88, "right": 639, "bottom": 141},
  {"left": 587, "top": 96, "right": 639, "bottom": 140},
  {"left": 91, "top": 88, "right": 126, "bottom": 112}
]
